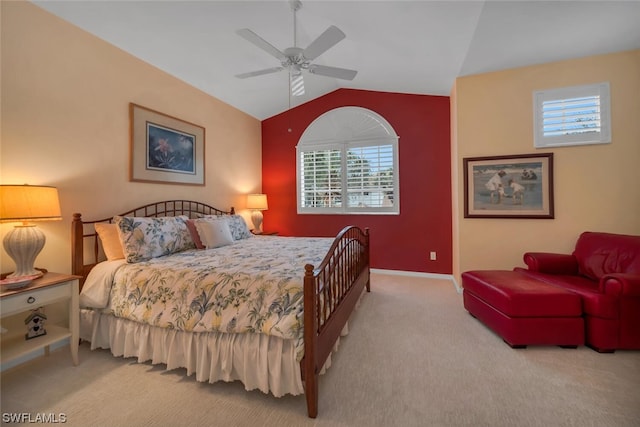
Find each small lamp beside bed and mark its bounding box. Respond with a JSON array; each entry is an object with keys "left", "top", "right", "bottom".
[
  {"left": 246, "top": 193, "right": 268, "bottom": 234},
  {"left": 0, "top": 185, "right": 62, "bottom": 280}
]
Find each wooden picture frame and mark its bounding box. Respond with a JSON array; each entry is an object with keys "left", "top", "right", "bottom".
[
  {"left": 129, "top": 103, "right": 205, "bottom": 185},
  {"left": 463, "top": 153, "right": 554, "bottom": 219}
]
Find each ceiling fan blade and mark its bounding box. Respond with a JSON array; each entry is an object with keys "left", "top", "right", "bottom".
[
  {"left": 235, "top": 67, "right": 284, "bottom": 79},
  {"left": 302, "top": 25, "right": 346, "bottom": 61},
  {"left": 236, "top": 28, "right": 286, "bottom": 61},
  {"left": 308, "top": 64, "right": 357, "bottom": 80},
  {"left": 290, "top": 73, "right": 305, "bottom": 96}
]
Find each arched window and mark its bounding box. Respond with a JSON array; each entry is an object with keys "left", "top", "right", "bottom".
[{"left": 296, "top": 107, "right": 399, "bottom": 214}]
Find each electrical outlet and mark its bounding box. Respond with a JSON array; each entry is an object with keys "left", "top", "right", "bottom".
[{"left": 430, "top": 251, "right": 437, "bottom": 261}]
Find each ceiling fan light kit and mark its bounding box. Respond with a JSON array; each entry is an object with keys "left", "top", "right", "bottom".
[
  {"left": 290, "top": 74, "right": 305, "bottom": 96},
  {"left": 235, "top": 0, "right": 357, "bottom": 97}
]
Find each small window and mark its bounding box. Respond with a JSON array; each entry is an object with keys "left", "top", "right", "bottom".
[
  {"left": 297, "top": 107, "right": 399, "bottom": 215},
  {"left": 533, "top": 82, "right": 611, "bottom": 148}
]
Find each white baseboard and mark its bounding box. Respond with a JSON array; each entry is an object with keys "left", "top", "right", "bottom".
[{"left": 370, "top": 268, "right": 462, "bottom": 293}]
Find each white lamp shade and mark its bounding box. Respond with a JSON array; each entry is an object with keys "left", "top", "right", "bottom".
[
  {"left": 1, "top": 185, "right": 61, "bottom": 278},
  {"left": 0, "top": 185, "right": 61, "bottom": 222},
  {"left": 246, "top": 193, "right": 268, "bottom": 210}
]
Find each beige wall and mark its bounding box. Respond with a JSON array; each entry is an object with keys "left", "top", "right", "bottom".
[
  {"left": 1, "top": 2, "right": 262, "bottom": 275},
  {"left": 453, "top": 49, "right": 640, "bottom": 280}
]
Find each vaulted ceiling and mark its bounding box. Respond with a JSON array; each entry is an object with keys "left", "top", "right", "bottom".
[{"left": 33, "top": 1, "right": 640, "bottom": 120}]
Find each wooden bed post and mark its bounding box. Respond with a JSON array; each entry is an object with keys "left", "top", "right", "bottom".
[
  {"left": 71, "top": 213, "right": 84, "bottom": 279},
  {"left": 365, "top": 227, "right": 371, "bottom": 292},
  {"left": 303, "top": 264, "right": 319, "bottom": 418}
]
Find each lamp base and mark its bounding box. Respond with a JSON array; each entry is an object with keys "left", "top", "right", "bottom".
[
  {"left": 3, "top": 225, "right": 46, "bottom": 278},
  {"left": 251, "top": 210, "right": 264, "bottom": 233}
]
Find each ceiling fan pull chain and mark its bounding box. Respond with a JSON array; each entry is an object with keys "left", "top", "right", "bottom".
[
  {"left": 292, "top": 0, "right": 299, "bottom": 48},
  {"left": 288, "top": 72, "right": 292, "bottom": 111}
]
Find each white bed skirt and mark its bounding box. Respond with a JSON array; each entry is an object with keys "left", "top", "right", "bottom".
[{"left": 80, "top": 310, "right": 346, "bottom": 397}]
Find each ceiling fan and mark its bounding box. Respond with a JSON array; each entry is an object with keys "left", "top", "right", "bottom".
[{"left": 235, "top": 0, "right": 357, "bottom": 97}]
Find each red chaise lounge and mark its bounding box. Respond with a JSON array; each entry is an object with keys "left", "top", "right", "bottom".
[
  {"left": 462, "top": 270, "right": 584, "bottom": 348},
  {"left": 463, "top": 231, "right": 640, "bottom": 352},
  {"left": 515, "top": 231, "right": 640, "bottom": 352}
]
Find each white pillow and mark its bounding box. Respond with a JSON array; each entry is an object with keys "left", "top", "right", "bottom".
[
  {"left": 194, "top": 218, "right": 234, "bottom": 249},
  {"left": 198, "top": 214, "right": 252, "bottom": 240}
]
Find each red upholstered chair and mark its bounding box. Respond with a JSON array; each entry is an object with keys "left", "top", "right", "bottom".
[{"left": 515, "top": 231, "right": 640, "bottom": 352}]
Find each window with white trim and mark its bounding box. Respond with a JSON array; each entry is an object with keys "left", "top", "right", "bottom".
[
  {"left": 297, "top": 107, "right": 399, "bottom": 214},
  {"left": 534, "top": 82, "right": 611, "bottom": 148}
]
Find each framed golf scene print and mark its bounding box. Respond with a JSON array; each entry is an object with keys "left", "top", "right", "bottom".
[
  {"left": 463, "top": 153, "right": 554, "bottom": 219},
  {"left": 130, "top": 103, "right": 205, "bottom": 185}
]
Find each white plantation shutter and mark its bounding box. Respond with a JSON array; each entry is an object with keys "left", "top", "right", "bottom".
[
  {"left": 297, "top": 107, "right": 399, "bottom": 214},
  {"left": 542, "top": 96, "right": 602, "bottom": 137},
  {"left": 346, "top": 144, "right": 394, "bottom": 209},
  {"left": 300, "top": 149, "right": 342, "bottom": 208},
  {"left": 534, "top": 82, "right": 611, "bottom": 148}
]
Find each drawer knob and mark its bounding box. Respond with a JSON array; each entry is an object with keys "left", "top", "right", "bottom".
[{"left": 27, "top": 296, "right": 36, "bottom": 304}]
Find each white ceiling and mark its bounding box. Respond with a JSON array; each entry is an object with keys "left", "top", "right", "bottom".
[{"left": 33, "top": 1, "right": 640, "bottom": 121}]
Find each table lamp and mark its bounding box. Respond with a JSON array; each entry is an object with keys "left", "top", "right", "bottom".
[
  {"left": 246, "top": 193, "right": 268, "bottom": 233},
  {"left": 0, "top": 185, "right": 62, "bottom": 278}
]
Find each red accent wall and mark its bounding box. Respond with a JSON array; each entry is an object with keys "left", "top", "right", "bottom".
[{"left": 261, "top": 89, "right": 452, "bottom": 274}]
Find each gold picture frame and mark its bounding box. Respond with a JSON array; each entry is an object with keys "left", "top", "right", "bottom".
[{"left": 130, "top": 103, "right": 205, "bottom": 185}]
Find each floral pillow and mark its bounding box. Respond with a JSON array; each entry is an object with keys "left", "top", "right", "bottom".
[
  {"left": 115, "top": 215, "right": 195, "bottom": 263},
  {"left": 198, "top": 214, "right": 252, "bottom": 240},
  {"left": 227, "top": 214, "right": 253, "bottom": 240}
]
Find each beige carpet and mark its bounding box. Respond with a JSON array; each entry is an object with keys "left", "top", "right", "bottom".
[{"left": 2, "top": 273, "right": 639, "bottom": 426}]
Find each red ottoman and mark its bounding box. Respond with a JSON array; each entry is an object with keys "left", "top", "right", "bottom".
[{"left": 462, "top": 270, "right": 584, "bottom": 348}]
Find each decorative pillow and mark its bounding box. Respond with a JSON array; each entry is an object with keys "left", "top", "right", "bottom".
[
  {"left": 227, "top": 214, "right": 253, "bottom": 240},
  {"left": 115, "top": 215, "right": 195, "bottom": 263},
  {"left": 94, "top": 223, "right": 125, "bottom": 260},
  {"left": 185, "top": 219, "right": 205, "bottom": 249},
  {"left": 198, "top": 214, "right": 252, "bottom": 240},
  {"left": 194, "top": 218, "right": 235, "bottom": 249}
]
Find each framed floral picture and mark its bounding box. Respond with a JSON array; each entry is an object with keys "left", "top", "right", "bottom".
[
  {"left": 463, "top": 153, "right": 554, "bottom": 219},
  {"left": 129, "top": 103, "right": 205, "bottom": 185}
]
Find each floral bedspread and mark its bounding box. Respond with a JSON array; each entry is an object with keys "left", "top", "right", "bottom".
[{"left": 107, "top": 236, "right": 333, "bottom": 360}]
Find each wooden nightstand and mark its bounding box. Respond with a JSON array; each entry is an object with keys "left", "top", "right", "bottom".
[{"left": 1, "top": 273, "right": 80, "bottom": 366}]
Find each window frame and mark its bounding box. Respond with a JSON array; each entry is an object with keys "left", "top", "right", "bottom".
[
  {"left": 296, "top": 107, "right": 399, "bottom": 215},
  {"left": 533, "top": 82, "right": 611, "bottom": 148}
]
